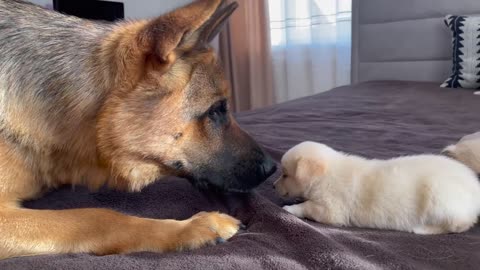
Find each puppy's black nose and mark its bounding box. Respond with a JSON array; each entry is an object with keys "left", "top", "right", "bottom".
[{"left": 262, "top": 156, "right": 277, "bottom": 178}]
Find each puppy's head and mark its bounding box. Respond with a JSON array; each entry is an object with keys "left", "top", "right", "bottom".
[{"left": 274, "top": 142, "right": 336, "bottom": 198}]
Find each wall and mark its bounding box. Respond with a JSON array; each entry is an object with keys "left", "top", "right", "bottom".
[
  {"left": 114, "top": 0, "right": 192, "bottom": 19},
  {"left": 28, "top": 0, "right": 52, "bottom": 9}
]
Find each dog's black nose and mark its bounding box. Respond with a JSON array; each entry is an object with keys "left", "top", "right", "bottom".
[{"left": 262, "top": 156, "right": 277, "bottom": 178}]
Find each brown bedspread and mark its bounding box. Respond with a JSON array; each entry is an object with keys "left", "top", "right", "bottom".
[{"left": 2, "top": 81, "right": 479, "bottom": 269}]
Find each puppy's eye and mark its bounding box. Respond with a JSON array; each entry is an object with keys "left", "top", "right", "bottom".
[{"left": 282, "top": 174, "right": 288, "bottom": 178}]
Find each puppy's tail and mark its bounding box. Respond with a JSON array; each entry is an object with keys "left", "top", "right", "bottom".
[{"left": 441, "top": 145, "right": 457, "bottom": 158}]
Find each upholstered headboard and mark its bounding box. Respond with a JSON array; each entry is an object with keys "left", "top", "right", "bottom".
[{"left": 351, "top": 0, "right": 480, "bottom": 83}]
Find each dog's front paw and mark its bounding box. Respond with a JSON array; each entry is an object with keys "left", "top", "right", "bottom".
[
  {"left": 283, "top": 205, "right": 304, "bottom": 218},
  {"left": 178, "top": 211, "right": 241, "bottom": 250}
]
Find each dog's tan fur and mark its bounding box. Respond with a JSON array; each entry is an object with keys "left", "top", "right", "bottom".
[{"left": 0, "top": 0, "right": 278, "bottom": 259}]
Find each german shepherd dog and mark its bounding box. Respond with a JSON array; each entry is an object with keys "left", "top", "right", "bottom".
[{"left": 0, "top": 0, "right": 276, "bottom": 259}]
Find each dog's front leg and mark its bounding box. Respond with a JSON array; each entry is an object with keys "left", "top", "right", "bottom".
[{"left": 0, "top": 206, "right": 240, "bottom": 259}]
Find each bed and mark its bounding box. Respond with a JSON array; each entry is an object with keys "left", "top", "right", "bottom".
[
  {"left": 3, "top": 0, "right": 480, "bottom": 269},
  {"left": 2, "top": 81, "right": 478, "bottom": 270}
]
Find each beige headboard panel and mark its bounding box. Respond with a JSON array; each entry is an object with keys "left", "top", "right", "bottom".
[{"left": 351, "top": 0, "right": 480, "bottom": 83}]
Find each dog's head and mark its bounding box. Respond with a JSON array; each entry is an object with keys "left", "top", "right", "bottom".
[
  {"left": 274, "top": 142, "right": 334, "bottom": 198},
  {"left": 97, "top": 0, "right": 276, "bottom": 192}
]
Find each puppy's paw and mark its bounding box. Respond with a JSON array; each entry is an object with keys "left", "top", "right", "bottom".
[
  {"left": 413, "top": 226, "right": 447, "bottom": 235},
  {"left": 283, "top": 205, "right": 304, "bottom": 218},
  {"left": 178, "top": 211, "right": 241, "bottom": 250}
]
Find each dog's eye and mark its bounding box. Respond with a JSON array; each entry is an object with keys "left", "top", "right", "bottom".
[
  {"left": 282, "top": 174, "right": 288, "bottom": 178},
  {"left": 208, "top": 108, "right": 219, "bottom": 117},
  {"left": 207, "top": 100, "right": 227, "bottom": 120}
]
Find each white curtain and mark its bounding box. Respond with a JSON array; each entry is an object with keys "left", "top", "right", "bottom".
[{"left": 268, "top": 0, "right": 352, "bottom": 103}]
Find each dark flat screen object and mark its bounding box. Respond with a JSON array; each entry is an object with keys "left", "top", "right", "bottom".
[{"left": 53, "top": 0, "right": 124, "bottom": 22}]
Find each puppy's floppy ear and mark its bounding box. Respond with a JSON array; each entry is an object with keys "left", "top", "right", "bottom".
[
  {"left": 138, "top": 0, "right": 238, "bottom": 64},
  {"left": 441, "top": 145, "right": 457, "bottom": 158},
  {"left": 295, "top": 157, "right": 325, "bottom": 181}
]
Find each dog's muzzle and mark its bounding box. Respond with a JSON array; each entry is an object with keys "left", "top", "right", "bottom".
[{"left": 187, "top": 151, "right": 277, "bottom": 193}]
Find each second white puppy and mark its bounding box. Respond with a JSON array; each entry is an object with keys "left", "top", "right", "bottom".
[
  {"left": 274, "top": 141, "right": 480, "bottom": 234},
  {"left": 443, "top": 131, "right": 480, "bottom": 174}
]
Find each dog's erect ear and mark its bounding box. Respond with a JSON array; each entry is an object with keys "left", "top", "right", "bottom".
[
  {"left": 295, "top": 157, "right": 325, "bottom": 181},
  {"left": 138, "top": 0, "right": 238, "bottom": 63},
  {"left": 195, "top": 1, "right": 238, "bottom": 47}
]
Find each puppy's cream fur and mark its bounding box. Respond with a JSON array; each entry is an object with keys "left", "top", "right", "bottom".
[
  {"left": 274, "top": 141, "right": 480, "bottom": 234},
  {"left": 443, "top": 132, "right": 480, "bottom": 174}
]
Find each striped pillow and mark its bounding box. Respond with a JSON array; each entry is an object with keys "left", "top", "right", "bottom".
[{"left": 441, "top": 15, "right": 480, "bottom": 89}]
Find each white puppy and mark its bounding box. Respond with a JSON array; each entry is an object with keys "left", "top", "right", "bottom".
[{"left": 274, "top": 141, "right": 480, "bottom": 234}]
